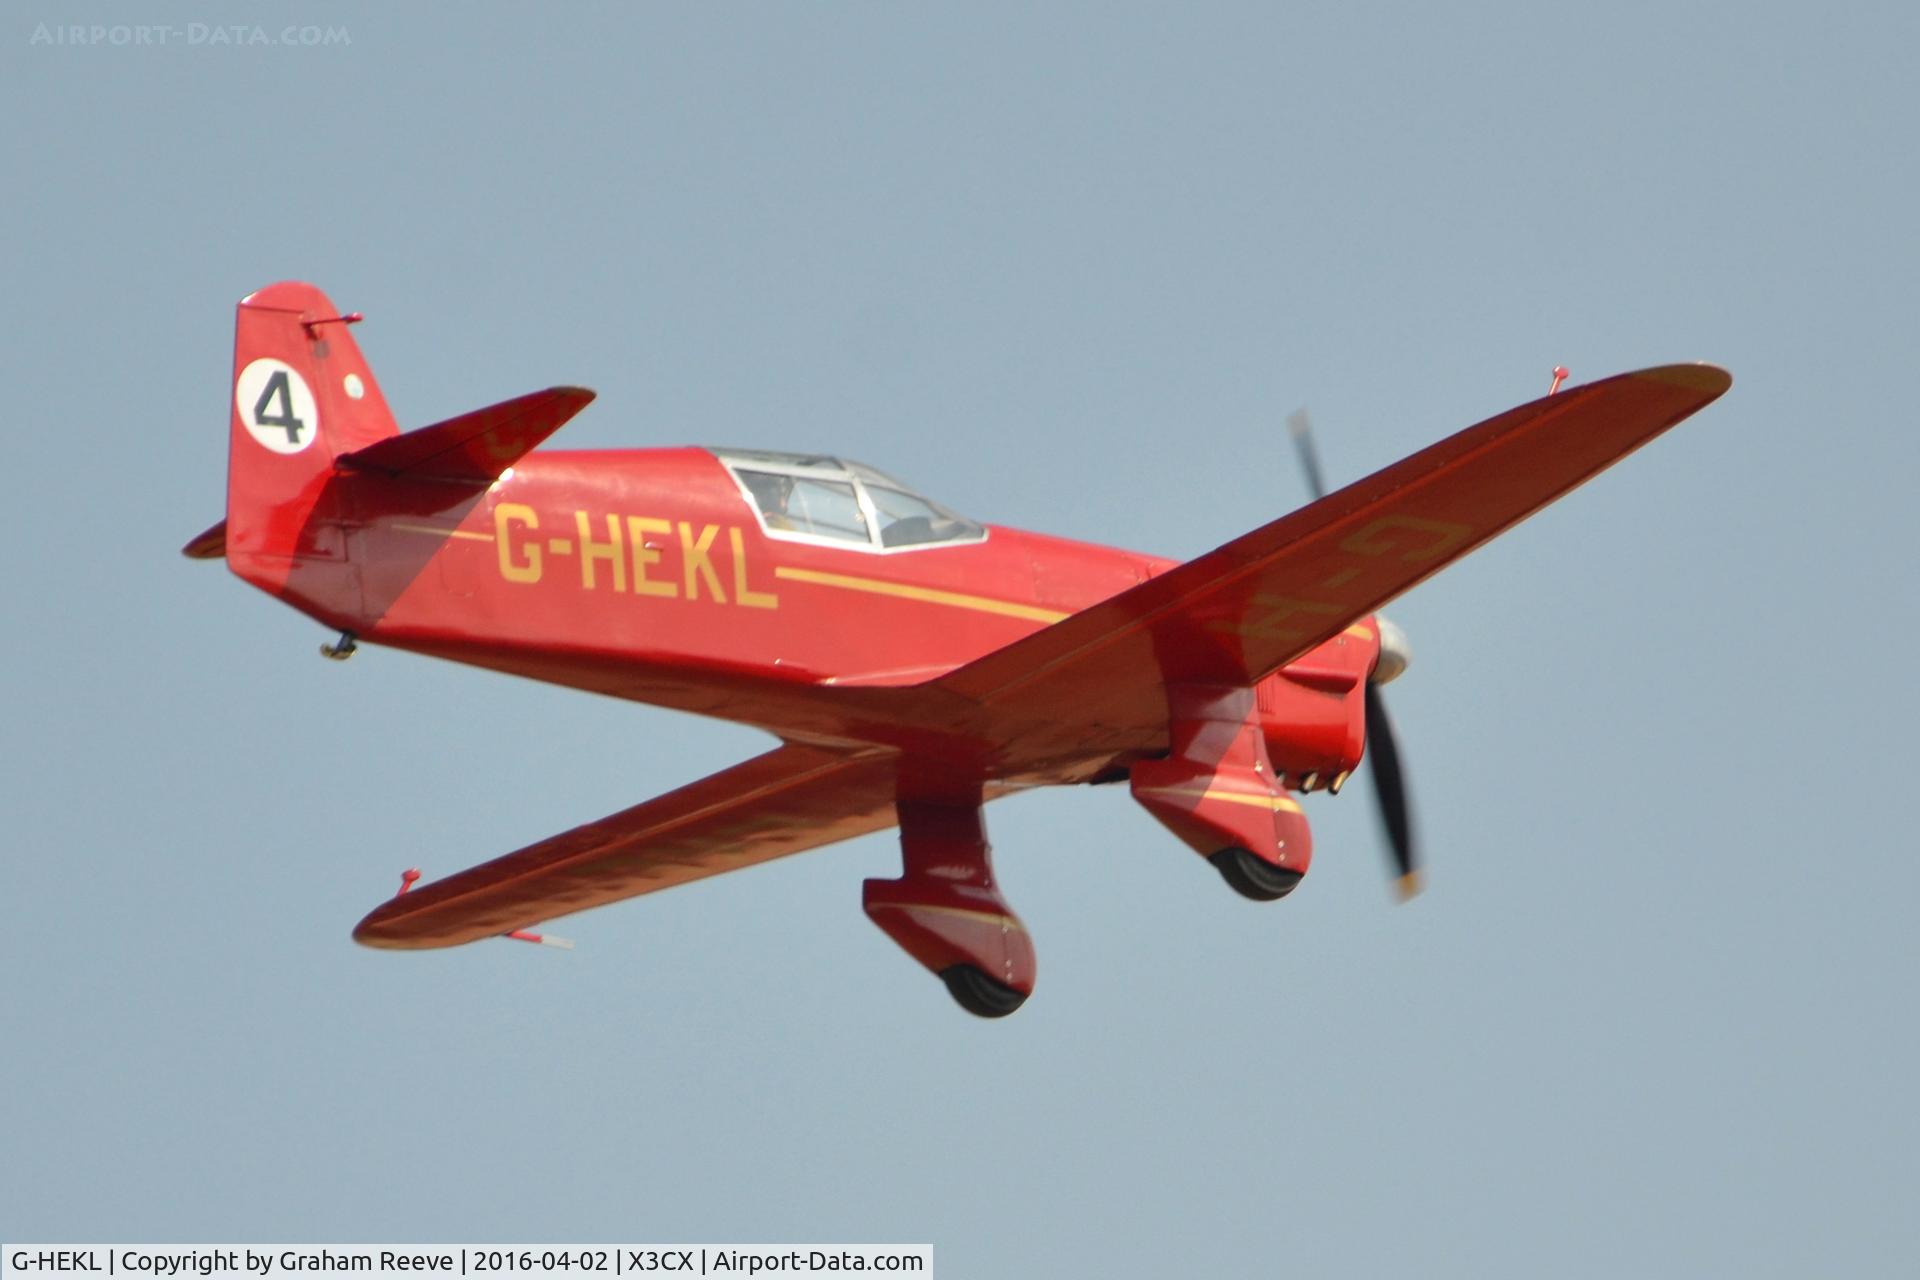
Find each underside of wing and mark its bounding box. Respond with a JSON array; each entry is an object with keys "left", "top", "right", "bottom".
[
  {"left": 932, "top": 365, "right": 1730, "bottom": 748},
  {"left": 353, "top": 741, "right": 900, "bottom": 948}
]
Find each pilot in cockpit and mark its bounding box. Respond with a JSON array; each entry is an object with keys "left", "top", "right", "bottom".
[{"left": 742, "top": 471, "right": 798, "bottom": 531}]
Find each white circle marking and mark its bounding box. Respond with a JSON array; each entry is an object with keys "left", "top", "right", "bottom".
[{"left": 235, "top": 358, "right": 321, "bottom": 455}]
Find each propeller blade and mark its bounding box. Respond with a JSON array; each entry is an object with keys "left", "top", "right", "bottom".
[
  {"left": 1286, "top": 408, "right": 1330, "bottom": 501},
  {"left": 1293, "top": 405, "right": 1421, "bottom": 898},
  {"left": 1364, "top": 682, "right": 1421, "bottom": 899}
]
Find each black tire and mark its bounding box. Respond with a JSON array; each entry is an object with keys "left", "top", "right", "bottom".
[
  {"left": 1209, "top": 847, "right": 1304, "bottom": 902},
  {"left": 939, "top": 965, "right": 1029, "bottom": 1018}
]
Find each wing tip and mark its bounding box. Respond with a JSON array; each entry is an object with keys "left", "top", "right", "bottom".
[
  {"left": 351, "top": 920, "right": 403, "bottom": 950},
  {"left": 352, "top": 903, "right": 434, "bottom": 950},
  {"left": 181, "top": 519, "right": 227, "bottom": 560},
  {"left": 1631, "top": 362, "right": 1733, "bottom": 399}
]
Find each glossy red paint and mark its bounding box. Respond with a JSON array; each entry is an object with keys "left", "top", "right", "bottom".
[
  {"left": 864, "top": 801, "right": 1036, "bottom": 999},
  {"left": 1133, "top": 684, "right": 1319, "bottom": 879},
  {"left": 196, "top": 282, "right": 1733, "bottom": 1016}
]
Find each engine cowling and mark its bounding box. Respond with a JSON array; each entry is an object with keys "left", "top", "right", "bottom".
[{"left": 1255, "top": 618, "right": 1382, "bottom": 790}]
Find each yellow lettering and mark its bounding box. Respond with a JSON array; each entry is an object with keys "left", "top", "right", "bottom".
[
  {"left": 494, "top": 503, "right": 541, "bottom": 583},
  {"left": 1207, "top": 593, "right": 1343, "bottom": 641},
  {"left": 481, "top": 428, "right": 526, "bottom": 463},
  {"left": 679, "top": 522, "right": 726, "bottom": 602},
  {"left": 575, "top": 511, "right": 626, "bottom": 592},
  {"left": 626, "top": 516, "right": 679, "bottom": 598},
  {"left": 729, "top": 527, "right": 778, "bottom": 609},
  {"left": 1340, "top": 514, "right": 1473, "bottom": 563}
]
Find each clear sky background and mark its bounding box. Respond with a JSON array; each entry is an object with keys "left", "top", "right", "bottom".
[{"left": 4, "top": 3, "right": 1916, "bottom": 1274}]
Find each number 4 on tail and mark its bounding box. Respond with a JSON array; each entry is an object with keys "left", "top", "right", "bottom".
[{"left": 253, "top": 368, "right": 306, "bottom": 445}]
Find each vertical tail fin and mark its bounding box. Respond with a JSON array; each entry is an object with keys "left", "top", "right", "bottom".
[{"left": 224, "top": 281, "right": 397, "bottom": 601}]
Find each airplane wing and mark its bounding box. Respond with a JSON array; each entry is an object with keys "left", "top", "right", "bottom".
[
  {"left": 353, "top": 742, "right": 900, "bottom": 948},
  {"left": 934, "top": 365, "right": 1730, "bottom": 747}
]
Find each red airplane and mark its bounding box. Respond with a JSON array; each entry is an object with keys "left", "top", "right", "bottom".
[{"left": 185, "top": 281, "right": 1730, "bottom": 1017}]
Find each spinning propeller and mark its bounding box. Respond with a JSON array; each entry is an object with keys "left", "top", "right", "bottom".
[{"left": 1285, "top": 409, "right": 1421, "bottom": 899}]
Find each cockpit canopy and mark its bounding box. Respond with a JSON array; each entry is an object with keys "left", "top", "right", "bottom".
[{"left": 709, "top": 449, "right": 986, "bottom": 552}]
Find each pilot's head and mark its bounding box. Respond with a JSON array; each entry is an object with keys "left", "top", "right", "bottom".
[{"left": 744, "top": 471, "right": 794, "bottom": 513}]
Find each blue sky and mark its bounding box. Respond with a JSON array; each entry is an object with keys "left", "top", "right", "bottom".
[{"left": 4, "top": 4, "right": 1917, "bottom": 1274}]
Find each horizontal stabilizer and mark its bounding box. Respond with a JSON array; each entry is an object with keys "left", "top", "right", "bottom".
[
  {"left": 181, "top": 520, "right": 227, "bottom": 559},
  {"left": 337, "top": 386, "right": 595, "bottom": 483}
]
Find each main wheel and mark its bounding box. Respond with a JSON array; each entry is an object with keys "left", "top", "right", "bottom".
[
  {"left": 939, "top": 965, "right": 1029, "bottom": 1018},
  {"left": 1209, "top": 847, "right": 1303, "bottom": 902}
]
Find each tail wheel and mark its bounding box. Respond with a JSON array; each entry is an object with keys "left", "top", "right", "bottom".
[
  {"left": 939, "top": 965, "right": 1029, "bottom": 1018},
  {"left": 1209, "top": 847, "right": 1304, "bottom": 902}
]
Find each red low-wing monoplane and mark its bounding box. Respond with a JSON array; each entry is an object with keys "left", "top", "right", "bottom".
[{"left": 186, "top": 282, "right": 1730, "bottom": 1016}]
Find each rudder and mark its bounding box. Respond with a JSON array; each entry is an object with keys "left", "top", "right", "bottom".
[{"left": 224, "top": 281, "right": 396, "bottom": 602}]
